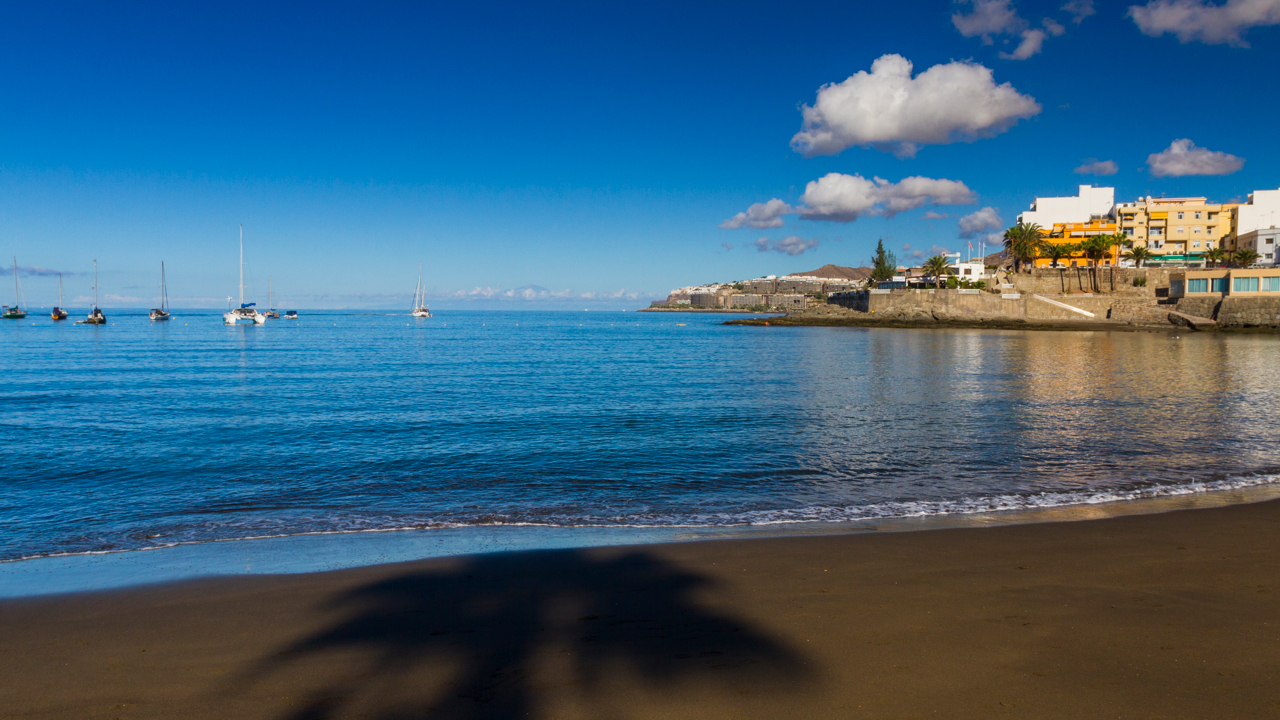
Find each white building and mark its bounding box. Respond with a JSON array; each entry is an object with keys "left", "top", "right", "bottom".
[
  {"left": 1231, "top": 188, "right": 1280, "bottom": 266},
  {"left": 1237, "top": 228, "right": 1280, "bottom": 266},
  {"left": 1236, "top": 188, "right": 1280, "bottom": 236},
  {"left": 1017, "top": 185, "right": 1115, "bottom": 227}
]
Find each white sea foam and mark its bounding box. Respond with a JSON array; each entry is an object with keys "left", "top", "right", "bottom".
[{"left": 7, "top": 472, "right": 1279, "bottom": 564}]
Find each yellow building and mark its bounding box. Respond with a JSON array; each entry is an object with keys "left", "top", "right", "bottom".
[
  {"left": 1115, "top": 197, "right": 1238, "bottom": 266},
  {"left": 1031, "top": 219, "right": 1121, "bottom": 268}
]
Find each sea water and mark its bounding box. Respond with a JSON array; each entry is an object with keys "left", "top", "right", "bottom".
[{"left": 3, "top": 310, "right": 1279, "bottom": 594}]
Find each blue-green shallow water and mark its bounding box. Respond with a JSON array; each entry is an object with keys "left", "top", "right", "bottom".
[{"left": 3, "top": 309, "right": 1280, "bottom": 595}]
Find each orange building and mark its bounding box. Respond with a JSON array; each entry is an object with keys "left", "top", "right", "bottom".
[{"left": 1030, "top": 220, "right": 1122, "bottom": 268}]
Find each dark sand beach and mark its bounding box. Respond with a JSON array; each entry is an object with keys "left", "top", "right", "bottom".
[{"left": 4, "top": 499, "right": 1279, "bottom": 719}]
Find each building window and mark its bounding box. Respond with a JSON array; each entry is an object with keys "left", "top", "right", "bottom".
[
  {"left": 1188, "top": 278, "right": 1208, "bottom": 293},
  {"left": 1193, "top": 241, "right": 1201, "bottom": 248},
  {"left": 1206, "top": 241, "right": 1214, "bottom": 249},
  {"left": 1207, "top": 226, "right": 1215, "bottom": 233},
  {"left": 1194, "top": 211, "right": 1202, "bottom": 219},
  {"left": 1177, "top": 212, "right": 1184, "bottom": 219},
  {"left": 1212, "top": 278, "right": 1227, "bottom": 293},
  {"left": 1264, "top": 277, "right": 1280, "bottom": 292},
  {"left": 1170, "top": 280, "right": 1184, "bottom": 295},
  {"left": 1177, "top": 226, "right": 1185, "bottom": 233},
  {"left": 1194, "top": 226, "right": 1202, "bottom": 234},
  {"left": 1208, "top": 212, "right": 1218, "bottom": 220},
  {"left": 1234, "top": 277, "right": 1259, "bottom": 292},
  {"left": 1267, "top": 238, "right": 1275, "bottom": 245}
]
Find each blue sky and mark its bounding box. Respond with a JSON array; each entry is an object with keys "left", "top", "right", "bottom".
[{"left": 2, "top": 0, "right": 1278, "bottom": 308}]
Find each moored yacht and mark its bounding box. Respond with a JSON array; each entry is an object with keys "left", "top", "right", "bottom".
[
  {"left": 51, "top": 273, "right": 68, "bottom": 320},
  {"left": 411, "top": 265, "right": 431, "bottom": 318},
  {"left": 149, "top": 261, "right": 171, "bottom": 321},
  {"left": 224, "top": 225, "right": 266, "bottom": 325},
  {"left": 3, "top": 257, "right": 26, "bottom": 319},
  {"left": 79, "top": 260, "right": 106, "bottom": 324}
]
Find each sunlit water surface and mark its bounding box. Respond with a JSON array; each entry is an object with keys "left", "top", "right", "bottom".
[{"left": 3, "top": 310, "right": 1279, "bottom": 591}]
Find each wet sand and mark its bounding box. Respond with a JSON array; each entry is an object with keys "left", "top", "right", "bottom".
[{"left": 3, "top": 499, "right": 1279, "bottom": 719}]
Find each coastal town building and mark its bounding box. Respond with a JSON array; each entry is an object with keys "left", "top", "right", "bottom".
[
  {"left": 1031, "top": 219, "right": 1121, "bottom": 268},
  {"left": 1017, "top": 185, "right": 1115, "bottom": 227},
  {"left": 1115, "top": 197, "right": 1237, "bottom": 267},
  {"left": 1169, "top": 267, "right": 1280, "bottom": 298},
  {"left": 1235, "top": 228, "right": 1280, "bottom": 266},
  {"left": 1229, "top": 188, "right": 1280, "bottom": 262}
]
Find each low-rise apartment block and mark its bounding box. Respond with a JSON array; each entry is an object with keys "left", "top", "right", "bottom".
[{"left": 1116, "top": 197, "right": 1236, "bottom": 266}]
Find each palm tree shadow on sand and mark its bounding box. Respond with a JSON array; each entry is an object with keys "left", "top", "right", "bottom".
[{"left": 243, "top": 549, "right": 813, "bottom": 720}]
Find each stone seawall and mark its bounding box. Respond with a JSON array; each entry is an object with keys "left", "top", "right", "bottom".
[
  {"left": 830, "top": 289, "right": 1162, "bottom": 324},
  {"left": 997, "top": 267, "right": 1172, "bottom": 298},
  {"left": 825, "top": 288, "right": 1280, "bottom": 330}
]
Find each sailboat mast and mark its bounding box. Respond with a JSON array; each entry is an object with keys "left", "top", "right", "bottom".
[
  {"left": 12, "top": 257, "right": 17, "bottom": 307},
  {"left": 58, "top": 273, "right": 63, "bottom": 307},
  {"left": 161, "top": 261, "right": 168, "bottom": 311},
  {"left": 93, "top": 259, "right": 99, "bottom": 308},
  {"left": 239, "top": 224, "right": 244, "bottom": 306}
]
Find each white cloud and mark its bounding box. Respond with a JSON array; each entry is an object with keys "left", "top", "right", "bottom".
[
  {"left": 1128, "top": 0, "right": 1280, "bottom": 46},
  {"left": 1000, "top": 28, "right": 1048, "bottom": 59},
  {"left": 722, "top": 174, "right": 975, "bottom": 228},
  {"left": 958, "top": 207, "right": 1005, "bottom": 238},
  {"left": 1043, "top": 17, "right": 1067, "bottom": 35},
  {"left": 922, "top": 211, "right": 950, "bottom": 219},
  {"left": 790, "top": 54, "right": 1040, "bottom": 158},
  {"left": 930, "top": 245, "right": 954, "bottom": 256},
  {"left": 953, "top": 0, "right": 1027, "bottom": 40},
  {"left": 1062, "top": 0, "right": 1097, "bottom": 23},
  {"left": 721, "top": 242, "right": 734, "bottom": 251},
  {"left": 912, "top": 249, "right": 925, "bottom": 259},
  {"left": 800, "top": 173, "right": 976, "bottom": 221},
  {"left": 751, "top": 236, "right": 821, "bottom": 256},
  {"left": 1146, "top": 139, "right": 1244, "bottom": 177},
  {"left": 718, "top": 198, "right": 794, "bottom": 229},
  {"left": 1074, "top": 159, "right": 1119, "bottom": 175}
]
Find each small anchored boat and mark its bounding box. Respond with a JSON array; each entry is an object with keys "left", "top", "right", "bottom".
[
  {"left": 411, "top": 265, "right": 431, "bottom": 318},
  {"left": 224, "top": 225, "right": 265, "bottom": 325},
  {"left": 51, "top": 273, "right": 68, "bottom": 320},
  {"left": 78, "top": 260, "right": 106, "bottom": 324},
  {"left": 3, "top": 257, "right": 26, "bottom": 319},
  {"left": 149, "top": 261, "right": 171, "bottom": 321}
]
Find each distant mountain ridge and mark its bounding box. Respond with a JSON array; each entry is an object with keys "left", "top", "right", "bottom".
[{"left": 786, "top": 264, "right": 872, "bottom": 281}]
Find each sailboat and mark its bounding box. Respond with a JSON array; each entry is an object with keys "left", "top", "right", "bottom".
[
  {"left": 149, "top": 262, "right": 171, "bottom": 321},
  {"left": 79, "top": 260, "right": 106, "bottom": 324},
  {"left": 263, "top": 276, "right": 280, "bottom": 319},
  {"left": 224, "top": 225, "right": 265, "bottom": 325},
  {"left": 411, "top": 266, "right": 432, "bottom": 318},
  {"left": 3, "top": 257, "right": 27, "bottom": 319},
  {"left": 51, "top": 273, "right": 68, "bottom": 320}
]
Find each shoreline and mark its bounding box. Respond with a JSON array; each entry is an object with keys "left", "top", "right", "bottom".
[
  {"left": 4, "top": 495, "right": 1279, "bottom": 718},
  {"left": 6, "top": 477, "right": 1279, "bottom": 599}
]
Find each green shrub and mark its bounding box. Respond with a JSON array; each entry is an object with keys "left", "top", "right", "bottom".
[{"left": 1132, "top": 277, "right": 1148, "bottom": 287}]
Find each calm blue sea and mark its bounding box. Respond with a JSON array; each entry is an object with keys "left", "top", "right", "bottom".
[{"left": 3, "top": 310, "right": 1280, "bottom": 590}]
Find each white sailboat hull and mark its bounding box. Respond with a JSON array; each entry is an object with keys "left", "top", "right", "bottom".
[
  {"left": 412, "top": 308, "right": 432, "bottom": 318},
  {"left": 224, "top": 309, "right": 266, "bottom": 324}
]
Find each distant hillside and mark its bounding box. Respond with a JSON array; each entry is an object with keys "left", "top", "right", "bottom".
[{"left": 786, "top": 264, "right": 872, "bottom": 281}]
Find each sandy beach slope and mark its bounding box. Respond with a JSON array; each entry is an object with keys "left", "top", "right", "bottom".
[{"left": 2, "top": 499, "right": 1278, "bottom": 719}]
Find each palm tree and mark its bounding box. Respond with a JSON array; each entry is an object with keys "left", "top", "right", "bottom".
[
  {"left": 1233, "top": 248, "right": 1261, "bottom": 267},
  {"left": 1078, "top": 234, "right": 1120, "bottom": 293},
  {"left": 1203, "top": 247, "right": 1226, "bottom": 268},
  {"left": 1038, "top": 239, "right": 1078, "bottom": 268},
  {"left": 921, "top": 254, "right": 952, "bottom": 289},
  {"left": 1003, "top": 222, "right": 1042, "bottom": 273},
  {"left": 1122, "top": 245, "right": 1153, "bottom": 268}
]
